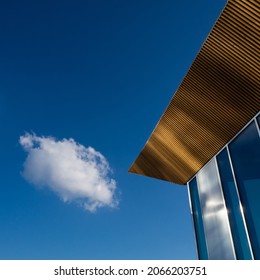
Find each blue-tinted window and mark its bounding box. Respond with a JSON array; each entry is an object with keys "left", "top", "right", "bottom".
[
  {"left": 196, "top": 159, "right": 235, "bottom": 259},
  {"left": 229, "top": 121, "right": 260, "bottom": 259},
  {"left": 217, "top": 148, "right": 252, "bottom": 259},
  {"left": 189, "top": 178, "right": 208, "bottom": 260}
]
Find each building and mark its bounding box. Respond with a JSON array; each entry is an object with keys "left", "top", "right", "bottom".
[{"left": 129, "top": 0, "right": 259, "bottom": 260}]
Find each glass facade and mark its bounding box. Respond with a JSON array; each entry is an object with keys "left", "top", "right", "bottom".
[
  {"left": 188, "top": 178, "right": 208, "bottom": 260},
  {"left": 188, "top": 113, "right": 260, "bottom": 259},
  {"left": 229, "top": 120, "right": 260, "bottom": 259},
  {"left": 196, "top": 159, "right": 235, "bottom": 259},
  {"left": 217, "top": 149, "right": 252, "bottom": 259}
]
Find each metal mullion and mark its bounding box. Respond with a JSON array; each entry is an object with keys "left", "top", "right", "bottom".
[{"left": 254, "top": 116, "right": 260, "bottom": 138}]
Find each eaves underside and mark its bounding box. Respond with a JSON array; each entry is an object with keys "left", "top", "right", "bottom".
[{"left": 129, "top": 0, "right": 260, "bottom": 185}]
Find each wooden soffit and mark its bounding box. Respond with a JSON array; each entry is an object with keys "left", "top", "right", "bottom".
[{"left": 129, "top": 0, "right": 260, "bottom": 185}]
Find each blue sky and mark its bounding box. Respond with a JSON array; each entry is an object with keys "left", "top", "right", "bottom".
[{"left": 0, "top": 0, "right": 226, "bottom": 259}]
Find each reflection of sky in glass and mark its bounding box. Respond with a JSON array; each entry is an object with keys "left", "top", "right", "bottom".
[
  {"left": 229, "top": 120, "right": 260, "bottom": 259},
  {"left": 197, "top": 159, "right": 235, "bottom": 260},
  {"left": 217, "top": 148, "right": 252, "bottom": 259},
  {"left": 188, "top": 178, "right": 208, "bottom": 260}
]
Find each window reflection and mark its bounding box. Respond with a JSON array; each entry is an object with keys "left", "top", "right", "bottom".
[
  {"left": 217, "top": 148, "right": 252, "bottom": 259},
  {"left": 188, "top": 178, "right": 208, "bottom": 260},
  {"left": 229, "top": 121, "right": 260, "bottom": 259},
  {"left": 197, "top": 159, "right": 235, "bottom": 260}
]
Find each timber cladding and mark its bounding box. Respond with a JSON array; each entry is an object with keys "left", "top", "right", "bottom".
[{"left": 129, "top": 0, "right": 260, "bottom": 185}]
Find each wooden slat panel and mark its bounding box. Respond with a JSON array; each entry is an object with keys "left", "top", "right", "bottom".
[{"left": 129, "top": 0, "right": 260, "bottom": 185}]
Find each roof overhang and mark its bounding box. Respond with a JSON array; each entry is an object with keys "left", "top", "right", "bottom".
[{"left": 129, "top": 0, "right": 259, "bottom": 185}]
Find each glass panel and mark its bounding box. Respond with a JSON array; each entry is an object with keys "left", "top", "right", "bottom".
[
  {"left": 217, "top": 148, "right": 252, "bottom": 259},
  {"left": 229, "top": 121, "right": 260, "bottom": 259},
  {"left": 257, "top": 115, "right": 260, "bottom": 132},
  {"left": 197, "top": 159, "right": 236, "bottom": 259},
  {"left": 188, "top": 178, "right": 208, "bottom": 260}
]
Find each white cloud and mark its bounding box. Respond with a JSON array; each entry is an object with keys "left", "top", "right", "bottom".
[{"left": 19, "top": 133, "right": 118, "bottom": 212}]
